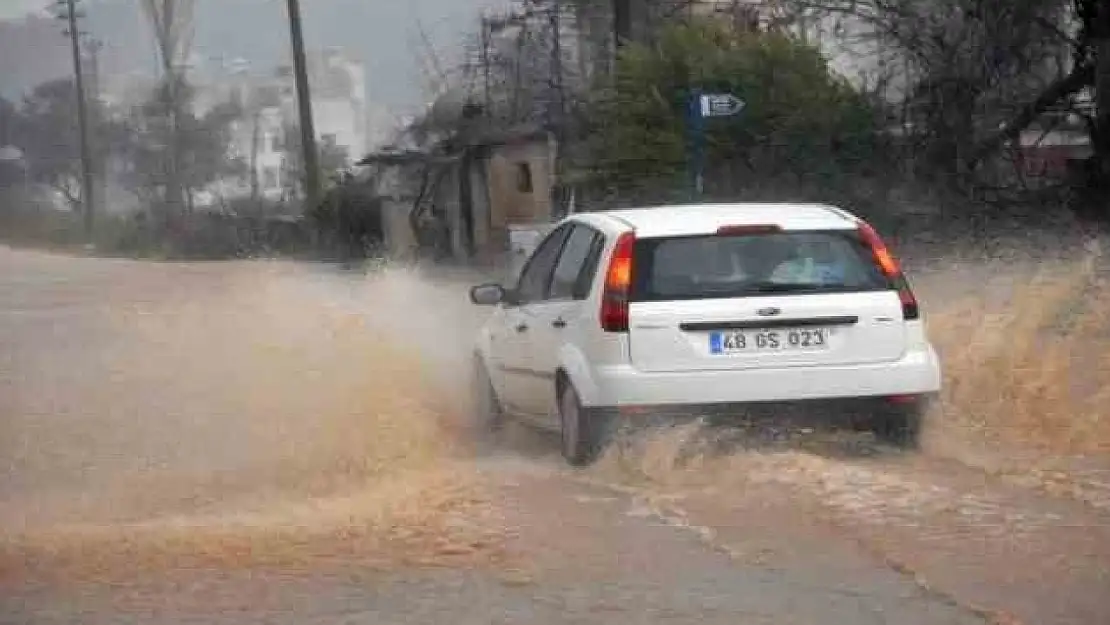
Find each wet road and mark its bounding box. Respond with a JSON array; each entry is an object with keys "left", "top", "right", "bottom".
[{"left": 1, "top": 246, "right": 1107, "bottom": 624}]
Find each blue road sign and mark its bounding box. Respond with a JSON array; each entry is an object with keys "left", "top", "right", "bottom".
[
  {"left": 685, "top": 91, "right": 746, "bottom": 199},
  {"left": 698, "top": 93, "right": 746, "bottom": 118}
]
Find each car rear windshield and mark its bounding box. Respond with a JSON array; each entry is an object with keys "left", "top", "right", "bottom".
[{"left": 630, "top": 230, "right": 891, "bottom": 302}]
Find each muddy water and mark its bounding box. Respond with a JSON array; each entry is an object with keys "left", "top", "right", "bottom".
[
  {"left": 0, "top": 247, "right": 1083, "bottom": 538},
  {"left": 3, "top": 245, "right": 1108, "bottom": 625},
  {"left": 0, "top": 249, "right": 501, "bottom": 581}
]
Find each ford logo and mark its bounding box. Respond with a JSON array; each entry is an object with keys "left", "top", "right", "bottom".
[{"left": 756, "top": 307, "right": 781, "bottom": 317}]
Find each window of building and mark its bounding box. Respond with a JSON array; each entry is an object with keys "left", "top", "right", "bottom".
[{"left": 515, "top": 162, "right": 533, "bottom": 193}]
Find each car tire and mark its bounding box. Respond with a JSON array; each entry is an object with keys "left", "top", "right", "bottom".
[
  {"left": 557, "top": 379, "right": 612, "bottom": 467},
  {"left": 471, "top": 356, "right": 504, "bottom": 435},
  {"left": 871, "top": 403, "right": 924, "bottom": 449}
]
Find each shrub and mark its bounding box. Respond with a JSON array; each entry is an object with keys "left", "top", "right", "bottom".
[{"left": 582, "top": 19, "right": 888, "bottom": 204}]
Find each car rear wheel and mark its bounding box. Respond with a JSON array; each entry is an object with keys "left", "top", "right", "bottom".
[
  {"left": 870, "top": 404, "right": 924, "bottom": 449},
  {"left": 558, "top": 380, "right": 611, "bottom": 467}
]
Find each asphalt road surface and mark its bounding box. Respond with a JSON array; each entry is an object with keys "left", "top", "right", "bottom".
[{"left": 1, "top": 246, "right": 1107, "bottom": 625}]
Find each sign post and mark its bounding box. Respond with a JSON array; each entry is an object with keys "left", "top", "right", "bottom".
[{"left": 684, "top": 91, "right": 745, "bottom": 200}]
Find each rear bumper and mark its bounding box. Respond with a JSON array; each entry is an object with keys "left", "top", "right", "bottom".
[
  {"left": 602, "top": 396, "right": 932, "bottom": 431},
  {"left": 585, "top": 347, "right": 941, "bottom": 408}
]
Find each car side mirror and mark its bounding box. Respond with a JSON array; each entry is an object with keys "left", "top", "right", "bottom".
[{"left": 469, "top": 283, "right": 507, "bottom": 306}]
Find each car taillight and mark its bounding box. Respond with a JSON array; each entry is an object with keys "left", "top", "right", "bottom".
[
  {"left": 857, "top": 222, "right": 920, "bottom": 320},
  {"left": 600, "top": 231, "right": 635, "bottom": 333}
]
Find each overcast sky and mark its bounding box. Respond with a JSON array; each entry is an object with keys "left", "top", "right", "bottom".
[
  {"left": 0, "top": 0, "right": 51, "bottom": 18},
  {"left": 0, "top": 0, "right": 515, "bottom": 111},
  {"left": 0, "top": 0, "right": 512, "bottom": 23}
]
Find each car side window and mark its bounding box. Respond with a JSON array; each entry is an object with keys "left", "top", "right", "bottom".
[
  {"left": 515, "top": 225, "right": 571, "bottom": 304},
  {"left": 548, "top": 225, "right": 602, "bottom": 301},
  {"left": 573, "top": 232, "right": 606, "bottom": 299}
]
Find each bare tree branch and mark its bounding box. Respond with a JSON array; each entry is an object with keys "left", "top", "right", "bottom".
[
  {"left": 139, "top": 0, "right": 196, "bottom": 218},
  {"left": 45, "top": 174, "right": 81, "bottom": 211},
  {"left": 968, "top": 62, "right": 1093, "bottom": 169},
  {"left": 140, "top": 0, "right": 196, "bottom": 74}
]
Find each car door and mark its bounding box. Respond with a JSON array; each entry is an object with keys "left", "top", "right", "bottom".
[
  {"left": 494, "top": 224, "right": 571, "bottom": 416},
  {"left": 516, "top": 224, "right": 606, "bottom": 420}
]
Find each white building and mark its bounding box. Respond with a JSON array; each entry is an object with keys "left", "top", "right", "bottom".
[
  {"left": 199, "top": 102, "right": 289, "bottom": 206},
  {"left": 90, "top": 48, "right": 381, "bottom": 211},
  {"left": 302, "top": 48, "right": 369, "bottom": 168},
  {"left": 192, "top": 49, "right": 372, "bottom": 209}
]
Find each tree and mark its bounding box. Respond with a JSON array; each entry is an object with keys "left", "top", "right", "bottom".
[
  {"left": 0, "top": 98, "right": 24, "bottom": 191},
  {"left": 140, "top": 0, "right": 197, "bottom": 216},
  {"left": 279, "top": 123, "right": 351, "bottom": 202},
  {"left": 0, "top": 97, "right": 17, "bottom": 146},
  {"left": 120, "top": 81, "right": 245, "bottom": 214},
  {"left": 583, "top": 19, "right": 883, "bottom": 203},
  {"left": 783, "top": 0, "right": 1110, "bottom": 205},
  {"left": 14, "top": 79, "right": 127, "bottom": 210}
]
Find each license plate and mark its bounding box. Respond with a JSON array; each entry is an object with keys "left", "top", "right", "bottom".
[{"left": 709, "top": 328, "right": 832, "bottom": 354}]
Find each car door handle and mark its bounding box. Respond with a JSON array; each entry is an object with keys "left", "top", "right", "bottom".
[
  {"left": 515, "top": 322, "right": 529, "bottom": 333},
  {"left": 552, "top": 318, "right": 567, "bottom": 329}
]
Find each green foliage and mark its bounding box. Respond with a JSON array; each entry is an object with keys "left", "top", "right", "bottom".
[
  {"left": 585, "top": 20, "right": 885, "bottom": 200},
  {"left": 0, "top": 97, "right": 17, "bottom": 147},
  {"left": 121, "top": 79, "right": 246, "bottom": 208},
  {"left": 0, "top": 98, "right": 22, "bottom": 189},
  {"left": 11, "top": 79, "right": 130, "bottom": 209},
  {"left": 307, "top": 176, "right": 385, "bottom": 262},
  {"left": 279, "top": 124, "right": 352, "bottom": 201}
]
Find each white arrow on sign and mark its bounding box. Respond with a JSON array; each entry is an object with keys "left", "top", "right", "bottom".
[{"left": 699, "top": 93, "right": 745, "bottom": 118}]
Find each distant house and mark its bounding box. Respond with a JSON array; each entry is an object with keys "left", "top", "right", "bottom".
[
  {"left": 1016, "top": 129, "right": 1092, "bottom": 181},
  {"left": 1014, "top": 126, "right": 1093, "bottom": 186},
  {"left": 1011, "top": 90, "right": 1095, "bottom": 182},
  {"left": 102, "top": 49, "right": 374, "bottom": 211}
]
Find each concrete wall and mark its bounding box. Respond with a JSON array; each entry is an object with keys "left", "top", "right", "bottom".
[
  {"left": 381, "top": 198, "right": 417, "bottom": 257},
  {"left": 486, "top": 140, "right": 554, "bottom": 231},
  {"left": 469, "top": 159, "right": 494, "bottom": 260},
  {"left": 431, "top": 165, "right": 465, "bottom": 260},
  {"left": 368, "top": 161, "right": 427, "bottom": 259}
]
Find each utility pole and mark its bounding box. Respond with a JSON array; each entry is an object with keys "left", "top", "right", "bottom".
[
  {"left": 479, "top": 13, "right": 492, "bottom": 116},
  {"left": 284, "top": 0, "right": 321, "bottom": 212},
  {"left": 548, "top": 0, "right": 568, "bottom": 219},
  {"left": 1094, "top": 0, "right": 1110, "bottom": 191},
  {"left": 85, "top": 37, "right": 106, "bottom": 222},
  {"left": 60, "top": 0, "right": 97, "bottom": 241},
  {"left": 545, "top": 0, "right": 566, "bottom": 129}
]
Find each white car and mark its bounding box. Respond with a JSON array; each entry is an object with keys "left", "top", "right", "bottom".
[{"left": 468, "top": 203, "right": 941, "bottom": 465}]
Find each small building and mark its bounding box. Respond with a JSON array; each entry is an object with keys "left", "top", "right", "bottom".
[{"left": 358, "top": 122, "right": 559, "bottom": 267}]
